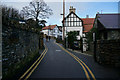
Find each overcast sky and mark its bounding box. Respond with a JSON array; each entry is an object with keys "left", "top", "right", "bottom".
[{"left": 1, "top": 0, "right": 119, "bottom": 26}]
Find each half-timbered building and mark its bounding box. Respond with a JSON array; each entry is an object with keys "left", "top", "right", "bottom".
[
  {"left": 62, "top": 6, "right": 83, "bottom": 40},
  {"left": 62, "top": 6, "right": 95, "bottom": 51}
]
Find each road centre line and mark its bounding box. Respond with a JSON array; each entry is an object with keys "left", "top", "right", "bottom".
[
  {"left": 63, "top": 48, "right": 96, "bottom": 79},
  {"left": 19, "top": 44, "right": 47, "bottom": 80},
  {"left": 55, "top": 42, "right": 96, "bottom": 80}
]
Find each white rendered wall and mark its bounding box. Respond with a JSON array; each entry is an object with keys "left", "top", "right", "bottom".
[
  {"left": 42, "top": 30, "right": 48, "bottom": 35},
  {"left": 83, "top": 33, "right": 88, "bottom": 51},
  {"left": 63, "top": 27, "right": 83, "bottom": 40},
  {"left": 51, "top": 26, "right": 62, "bottom": 38}
]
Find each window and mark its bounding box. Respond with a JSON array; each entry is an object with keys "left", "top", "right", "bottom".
[
  {"left": 64, "top": 13, "right": 82, "bottom": 27},
  {"left": 69, "top": 22, "right": 71, "bottom": 26},
  {"left": 74, "top": 22, "right": 77, "bottom": 26},
  {"left": 53, "top": 29, "right": 55, "bottom": 33},
  {"left": 71, "top": 22, "right": 73, "bottom": 26}
]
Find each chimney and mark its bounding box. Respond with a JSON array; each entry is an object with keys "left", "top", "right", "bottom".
[
  {"left": 69, "top": 6, "right": 76, "bottom": 13},
  {"left": 97, "top": 12, "right": 99, "bottom": 14},
  {"left": 101, "top": 10, "right": 102, "bottom": 14},
  {"left": 86, "top": 15, "right": 89, "bottom": 18}
]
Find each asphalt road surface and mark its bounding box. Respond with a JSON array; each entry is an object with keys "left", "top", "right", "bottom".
[{"left": 27, "top": 39, "right": 120, "bottom": 80}]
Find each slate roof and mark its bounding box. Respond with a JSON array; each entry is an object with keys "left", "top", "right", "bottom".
[
  {"left": 97, "top": 14, "right": 120, "bottom": 29},
  {"left": 81, "top": 18, "right": 95, "bottom": 32}
]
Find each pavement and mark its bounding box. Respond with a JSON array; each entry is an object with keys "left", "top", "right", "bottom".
[
  {"left": 67, "top": 49, "right": 93, "bottom": 56},
  {"left": 27, "top": 39, "right": 120, "bottom": 80}
]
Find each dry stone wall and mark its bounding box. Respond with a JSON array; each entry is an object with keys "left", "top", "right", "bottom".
[{"left": 2, "top": 26, "right": 43, "bottom": 72}]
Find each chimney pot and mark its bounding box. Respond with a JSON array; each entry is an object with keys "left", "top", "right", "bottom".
[
  {"left": 97, "top": 12, "right": 99, "bottom": 14},
  {"left": 86, "top": 15, "right": 89, "bottom": 18},
  {"left": 69, "top": 6, "right": 76, "bottom": 13}
]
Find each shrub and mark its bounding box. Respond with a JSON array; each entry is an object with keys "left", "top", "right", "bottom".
[{"left": 67, "top": 31, "right": 77, "bottom": 49}]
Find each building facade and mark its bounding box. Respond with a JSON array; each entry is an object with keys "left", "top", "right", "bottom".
[
  {"left": 94, "top": 14, "right": 120, "bottom": 40},
  {"left": 62, "top": 6, "right": 95, "bottom": 51},
  {"left": 82, "top": 18, "right": 95, "bottom": 51},
  {"left": 62, "top": 6, "right": 83, "bottom": 40},
  {"left": 42, "top": 25, "right": 62, "bottom": 38}
]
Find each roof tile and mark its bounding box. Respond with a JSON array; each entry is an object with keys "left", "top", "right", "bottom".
[
  {"left": 81, "top": 18, "right": 95, "bottom": 32},
  {"left": 42, "top": 25, "right": 57, "bottom": 30}
]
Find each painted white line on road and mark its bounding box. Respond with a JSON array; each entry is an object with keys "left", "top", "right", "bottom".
[{"left": 56, "top": 50, "right": 61, "bottom": 52}]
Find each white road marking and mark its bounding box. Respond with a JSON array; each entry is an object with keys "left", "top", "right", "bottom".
[{"left": 56, "top": 50, "right": 61, "bottom": 52}]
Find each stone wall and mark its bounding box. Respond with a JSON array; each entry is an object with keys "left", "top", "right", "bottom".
[
  {"left": 2, "top": 26, "right": 43, "bottom": 72},
  {"left": 96, "top": 40, "right": 120, "bottom": 67},
  {"left": 89, "top": 42, "right": 94, "bottom": 53}
]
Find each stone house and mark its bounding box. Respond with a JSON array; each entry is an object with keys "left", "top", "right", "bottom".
[
  {"left": 92, "top": 14, "right": 120, "bottom": 66},
  {"left": 94, "top": 14, "right": 120, "bottom": 40}
]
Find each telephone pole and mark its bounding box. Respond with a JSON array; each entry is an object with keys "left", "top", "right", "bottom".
[{"left": 62, "top": 0, "right": 65, "bottom": 41}]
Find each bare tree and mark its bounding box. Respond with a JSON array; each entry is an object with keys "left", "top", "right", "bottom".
[{"left": 21, "top": 0, "right": 53, "bottom": 22}]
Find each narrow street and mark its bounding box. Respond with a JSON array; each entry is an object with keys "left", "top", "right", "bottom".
[
  {"left": 2, "top": 1, "right": 120, "bottom": 80},
  {"left": 26, "top": 39, "right": 120, "bottom": 79}
]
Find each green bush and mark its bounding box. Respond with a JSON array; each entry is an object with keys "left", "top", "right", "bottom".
[{"left": 67, "top": 31, "right": 77, "bottom": 49}]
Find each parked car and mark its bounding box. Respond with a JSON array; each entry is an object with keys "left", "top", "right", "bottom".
[{"left": 73, "top": 41, "right": 79, "bottom": 50}]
